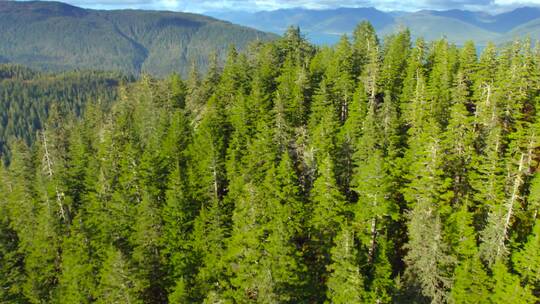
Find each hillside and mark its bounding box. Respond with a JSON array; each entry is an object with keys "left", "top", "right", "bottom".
[
  {"left": 501, "top": 17, "right": 540, "bottom": 42},
  {"left": 210, "top": 7, "right": 394, "bottom": 44},
  {"left": 210, "top": 6, "right": 540, "bottom": 45},
  {"left": 0, "top": 64, "right": 128, "bottom": 161},
  {"left": 0, "top": 1, "right": 276, "bottom": 76},
  {"left": 379, "top": 11, "right": 501, "bottom": 46}
]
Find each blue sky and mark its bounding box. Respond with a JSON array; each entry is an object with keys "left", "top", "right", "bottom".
[{"left": 38, "top": 0, "right": 540, "bottom": 13}]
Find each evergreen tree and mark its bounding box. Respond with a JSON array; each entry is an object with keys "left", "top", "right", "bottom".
[
  {"left": 352, "top": 94, "right": 398, "bottom": 303},
  {"left": 426, "top": 39, "right": 458, "bottom": 126},
  {"left": 352, "top": 21, "right": 379, "bottom": 76},
  {"left": 96, "top": 247, "right": 140, "bottom": 304},
  {"left": 380, "top": 29, "right": 411, "bottom": 100},
  {"left": 403, "top": 117, "right": 454, "bottom": 303},
  {"left": 0, "top": 163, "right": 26, "bottom": 303},
  {"left": 448, "top": 207, "right": 491, "bottom": 304},
  {"left": 1, "top": 20, "right": 540, "bottom": 304},
  {"left": 513, "top": 220, "right": 540, "bottom": 294},
  {"left": 490, "top": 261, "right": 537, "bottom": 303},
  {"left": 57, "top": 219, "right": 96, "bottom": 304},
  {"left": 308, "top": 155, "right": 347, "bottom": 299},
  {"left": 326, "top": 225, "right": 366, "bottom": 303}
]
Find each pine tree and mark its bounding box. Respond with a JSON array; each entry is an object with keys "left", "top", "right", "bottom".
[
  {"left": 359, "top": 31, "right": 380, "bottom": 105},
  {"left": 448, "top": 207, "right": 491, "bottom": 304},
  {"left": 188, "top": 94, "right": 230, "bottom": 205},
  {"left": 380, "top": 29, "right": 411, "bottom": 100},
  {"left": 130, "top": 192, "right": 167, "bottom": 303},
  {"left": 352, "top": 21, "right": 379, "bottom": 76},
  {"left": 325, "top": 35, "right": 355, "bottom": 123},
  {"left": 457, "top": 40, "right": 477, "bottom": 101},
  {"left": 190, "top": 199, "right": 228, "bottom": 301},
  {"left": 427, "top": 39, "right": 458, "bottom": 126},
  {"left": 96, "top": 247, "right": 140, "bottom": 304},
  {"left": 513, "top": 220, "right": 540, "bottom": 293},
  {"left": 337, "top": 81, "right": 368, "bottom": 196},
  {"left": 308, "top": 81, "right": 340, "bottom": 167},
  {"left": 401, "top": 38, "right": 428, "bottom": 129},
  {"left": 57, "top": 219, "right": 96, "bottom": 304},
  {"left": 352, "top": 94, "right": 398, "bottom": 303},
  {"left": 23, "top": 205, "right": 61, "bottom": 303},
  {"left": 450, "top": 256, "right": 491, "bottom": 304},
  {"left": 479, "top": 105, "right": 538, "bottom": 266},
  {"left": 403, "top": 117, "right": 454, "bottom": 304},
  {"left": 260, "top": 152, "right": 306, "bottom": 300},
  {"left": 275, "top": 55, "right": 311, "bottom": 128},
  {"left": 442, "top": 90, "right": 475, "bottom": 206},
  {"left": 308, "top": 155, "right": 347, "bottom": 299},
  {"left": 0, "top": 163, "right": 26, "bottom": 303},
  {"left": 326, "top": 225, "right": 366, "bottom": 303},
  {"left": 225, "top": 181, "right": 280, "bottom": 303},
  {"left": 490, "top": 261, "right": 537, "bottom": 303}
]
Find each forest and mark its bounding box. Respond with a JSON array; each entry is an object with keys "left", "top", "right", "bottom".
[
  {"left": 0, "top": 1, "right": 276, "bottom": 76},
  {"left": 0, "top": 64, "right": 127, "bottom": 161},
  {"left": 1, "top": 22, "right": 540, "bottom": 303}
]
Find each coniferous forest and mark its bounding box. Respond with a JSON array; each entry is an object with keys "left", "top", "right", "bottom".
[
  {"left": 1, "top": 23, "right": 540, "bottom": 303},
  {"left": 0, "top": 64, "right": 127, "bottom": 161}
]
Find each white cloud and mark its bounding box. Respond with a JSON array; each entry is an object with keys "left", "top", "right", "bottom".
[
  {"left": 34, "top": 0, "right": 540, "bottom": 12},
  {"left": 494, "top": 0, "right": 540, "bottom": 4}
]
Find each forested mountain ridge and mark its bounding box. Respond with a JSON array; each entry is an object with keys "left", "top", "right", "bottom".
[
  {"left": 0, "top": 64, "right": 128, "bottom": 162},
  {"left": 0, "top": 1, "right": 276, "bottom": 76},
  {"left": 209, "top": 6, "right": 540, "bottom": 45},
  {"left": 1, "top": 23, "right": 540, "bottom": 303}
]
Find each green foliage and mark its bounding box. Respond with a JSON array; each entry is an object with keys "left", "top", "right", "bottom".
[
  {"left": 1, "top": 22, "right": 540, "bottom": 304},
  {"left": 490, "top": 261, "right": 537, "bottom": 303},
  {"left": 96, "top": 247, "right": 140, "bottom": 304},
  {"left": 326, "top": 226, "right": 366, "bottom": 303},
  {"left": 0, "top": 64, "right": 125, "bottom": 162}
]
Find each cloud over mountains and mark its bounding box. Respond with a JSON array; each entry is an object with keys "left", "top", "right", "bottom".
[{"left": 22, "top": 0, "right": 540, "bottom": 13}]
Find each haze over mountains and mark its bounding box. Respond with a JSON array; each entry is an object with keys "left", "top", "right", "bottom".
[
  {"left": 2, "top": 1, "right": 540, "bottom": 77},
  {"left": 209, "top": 6, "right": 540, "bottom": 45},
  {"left": 0, "top": 1, "right": 276, "bottom": 76}
]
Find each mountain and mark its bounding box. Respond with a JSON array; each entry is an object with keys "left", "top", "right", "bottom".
[
  {"left": 0, "top": 1, "right": 277, "bottom": 76},
  {"left": 501, "top": 17, "right": 540, "bottom": 42},
  {"left": 380, "top": 11, "right": 501, "bottom": 46},
  {"left": 210, "top": 7, "right": 393, "bottom": 44},
  {"left": 209, "top": 7, "right": 540, "bottom": 46},
  {"left": 490, "top": 7, "right": 540, "bottom": 32}
]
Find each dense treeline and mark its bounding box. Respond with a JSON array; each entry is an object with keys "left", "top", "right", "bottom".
[
  {"left": 0, "top": 64, "right": 128, "bottom": 161},
  {"left": 1, "top": 23, "right": 540, "bottom": 303}
]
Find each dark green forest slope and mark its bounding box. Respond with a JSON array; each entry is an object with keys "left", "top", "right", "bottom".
[
  {"left": 1, "top": 24, "right": 540, "bottom": 303},
  {"left": 0, "top": 64, "right": 127, "bottom": 161},
  {"left": 0, "top": 1, "right": 276, "bottom": 76}
]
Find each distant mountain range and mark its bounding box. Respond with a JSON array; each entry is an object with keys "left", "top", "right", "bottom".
[
  {"left": 2, "top": 1, "right": 539, "bottom": 77},
  {"left": 0, "top": 1, "right": 276, "bottom": 76},
  {"left": 208, "top": 7, "right": 540, "bottom": 45}
]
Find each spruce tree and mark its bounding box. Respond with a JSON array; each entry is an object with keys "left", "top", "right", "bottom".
[
  {"left": 308, "top": 155, "right": 347, "bottom": 299},
  {"left": 57, "top": 219, "right": 96, "bottom": 304},
  {"left": 0, "top": 164, "right": 26, "bottom": 303},
  {"left": 490, "top": 261, "right": 537, "bottom": 303},
  {"left": 96, "top": 247, "right": 140, "bottom": 304},
  {"left": 513, "top": 220, "right": 540, "bottom": 293},
  {"left": 403, "top": 117, "right": 454, "bottom": 303},
  {"left": 326, "top": 225, "right": 366, "bottom": 303}
]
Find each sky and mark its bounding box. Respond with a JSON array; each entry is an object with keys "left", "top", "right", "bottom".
[{"left": 31, "top": 0, "right": 540, "bottom": 13}]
